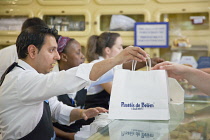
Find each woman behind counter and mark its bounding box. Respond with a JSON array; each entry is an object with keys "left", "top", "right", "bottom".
[
  {"left": 54, "top": 35, "right": 87, "bottom": 109},
  {"left": 85, "top": 32, "right": 164, "bottom": 109},
  {"left": 53, "top": 35, "right": 92, "bottom": 139}
]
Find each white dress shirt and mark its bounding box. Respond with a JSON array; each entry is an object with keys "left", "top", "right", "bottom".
[
  {"left": 48, "top": 96, "right": 73, "bottom": 125},
  {"left": 87, "top": 56, "right": 122, "bottom": 95},
  {"left": 0, "top": 59, "right": 94, "bottom": 140},
  {"left": 52, "top": 64, "right": 77, "bottom": 100},
  {"left": 0, "top": 45, "right": 18, "bottom": 78}
]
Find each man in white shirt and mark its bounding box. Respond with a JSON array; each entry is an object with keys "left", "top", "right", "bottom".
[
  {"left": 0, "top": 17, "right": 107, "bottom": 140},
  {"left": 0, "top": 25, "right": 148, "bottom": 139},
  {"left": 0, "top": 17, "right": 116, "bottom": 140}
]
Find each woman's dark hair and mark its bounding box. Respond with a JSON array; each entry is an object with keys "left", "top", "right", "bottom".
[
  {"left": 16, "top": 25, "right": 58, "bottom": 59},
  {"left": 86, "top": 32, "right": 120, "bottom": 62}
]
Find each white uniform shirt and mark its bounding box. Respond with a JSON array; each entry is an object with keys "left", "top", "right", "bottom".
[
  {"left": 52, "top": 64, "right": 77, "bottom": 99},
  {"left": 0, "top": 59, "right": 94, "bottom": 140},
  {"left": 0, "top": 45, "right": 18, "bottom": 77},
  {"left": 48, "top": 96, "right": 74, "bottom": 124},
  {"left": 87, "top": 56, "right": 122, "bottom": 95}
]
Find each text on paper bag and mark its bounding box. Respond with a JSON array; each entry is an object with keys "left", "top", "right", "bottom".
[{"left": 121, "top": 102, "right": 155, "bottom": 110}]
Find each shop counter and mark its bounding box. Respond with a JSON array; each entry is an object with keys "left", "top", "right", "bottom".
[{"left": 88, "top": 95, "right": 210, "bottom": 140}]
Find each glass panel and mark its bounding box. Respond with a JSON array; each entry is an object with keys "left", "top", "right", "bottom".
[
  {"left": 43, "top": 15, "right": 85, "bottom": 31},
  {"left": 160, "top": 45, "right": 208, "bottom": 61},
  {"left": 100, "top": 14, "right": 144, "bottom": 31},
  {"left": 160, "top": 13, "right": 209, "bottom": 31},
  {"left": 89, "top": 103, "right": 210, "bottom": 139},
  {"left": 0, "top": 16, "right": 27, "bottom": 31}
]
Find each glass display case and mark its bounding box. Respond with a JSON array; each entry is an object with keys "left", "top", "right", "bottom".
[
  {"left": 0, "top": 16, "right": 27, "bottom": 31},
  {"left": 88, "top": 102, "right": 210, "bottom": 140},
  {"left": 43, "top": 15, "right": 85, "bottom": 32},
  {"left": 0, "top": 8, "right": 32, "bottom": 45},
  {"left": 154, "top": 9, "right": 210, "bottom": 37},
  {"left": 94, "top": 9, "right": 149, "bottom": 37},
  {"left": 155, "top": 8, "right": 210, "bottom": 60},
  {"left": 100, "top": 14, "right": 144, "bottom": 31},
  {"left": 38, "top": 9, "right": 91, "bottom": 37},
  {"left": 160, "top": 12, "right": 209, "bottom": 31},
  {"left": 0, "top": 0, "right": 209, "bottom": 55},
  {"left": 160, "top": 45, "right": 209, "bottom": 61},
  {"left": 0, "top": 8, "right": 33, "bottom": 35}
]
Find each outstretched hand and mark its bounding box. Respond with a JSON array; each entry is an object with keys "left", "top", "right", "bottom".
[
  {"left": 152, "top": 61, "right": 190, "bottom": 80},
  {"left": 114, "top": 46, "right": 149, "bottom": 65},
  {"left": 81, "top": 107, "right": 108, "bottom": 120}
]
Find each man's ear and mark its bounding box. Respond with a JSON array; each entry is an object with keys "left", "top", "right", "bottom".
[
  {"left": 104, "top": 47, "right": 111, "bottom": 55},
  {"left": 27, "top": 45, "right": 38, "bottom": 59},
  {"left": 60, "top": 53, "right": 68, "bottom": 62}
]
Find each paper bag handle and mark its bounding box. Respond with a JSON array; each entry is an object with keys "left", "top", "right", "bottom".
[
  {"left": 145, "top": 57, "right": 151, "bottom": 71},
  {"left": 132, "top": 57, "right": 151, "bottom": 71}
]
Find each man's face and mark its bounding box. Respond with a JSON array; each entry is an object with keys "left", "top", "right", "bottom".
[{"left": 34, "top": 35, "right": 60, "bottom": 74}]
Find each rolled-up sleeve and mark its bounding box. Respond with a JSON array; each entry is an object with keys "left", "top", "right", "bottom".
[{"left": 49, "top": 96, "right": 74, "bottom": 125}]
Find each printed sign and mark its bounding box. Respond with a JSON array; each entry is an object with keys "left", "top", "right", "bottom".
[{"left": 134, "top": 22, "right": 169, "bottom": 48}]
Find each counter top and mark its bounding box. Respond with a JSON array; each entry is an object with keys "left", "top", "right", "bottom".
[{"left": 88, "top": 102, "right": 210, "bottom": 140}]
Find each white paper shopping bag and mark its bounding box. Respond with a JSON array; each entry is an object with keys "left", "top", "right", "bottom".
[
  {"left": 109, "top": 69, "right": 170, "bottom": 120},
  {"left": 168, "top": 78, "right": 184, "bottom": 104}
]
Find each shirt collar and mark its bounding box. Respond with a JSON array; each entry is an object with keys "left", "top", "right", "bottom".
[{"left": 17, "top": 59, "right": 38, "bottom": 73}]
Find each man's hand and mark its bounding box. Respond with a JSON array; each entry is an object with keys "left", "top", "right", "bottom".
[
  {"left": 113, "top": 46, "right": 149, "bottom": 65},
  {"left": 81, "top": 107, "right": 108, "bottom": 120},
  {"left": 90, "top": 46, "right": 148, "bottom": 81}
]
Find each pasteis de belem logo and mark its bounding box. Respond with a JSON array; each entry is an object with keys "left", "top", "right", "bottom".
[{"left": 121, "top": 102, "right": 155, "bottom": 110}]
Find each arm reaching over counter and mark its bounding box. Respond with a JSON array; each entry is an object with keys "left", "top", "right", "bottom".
[
  {"left": 152, "top": 61, "right": 210, "bottom": 95},
  {"left": 90, "top": 46, "right": 148, "bottom": 81}
]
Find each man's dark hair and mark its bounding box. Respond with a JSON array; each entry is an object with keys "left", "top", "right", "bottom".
[
  {"left": 21, "top": 17, "right": 48, "bottom": 31},
  {"left": 16, "top": 25, "right": 58, "bottom": 59}
]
